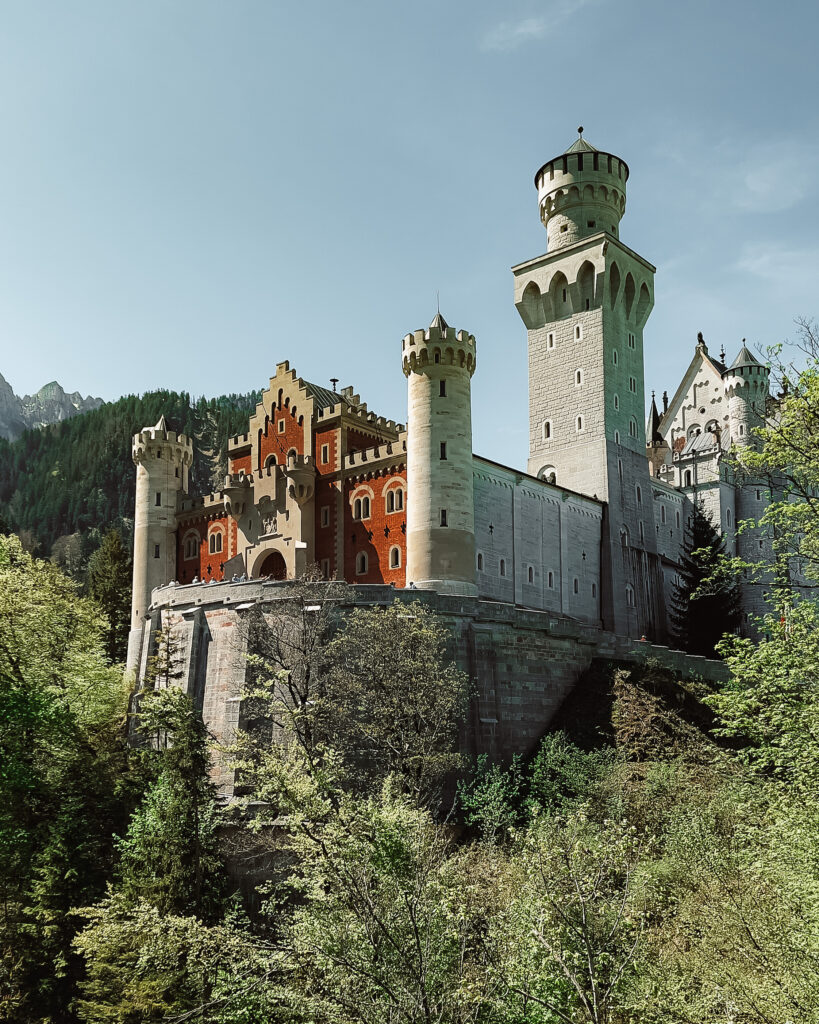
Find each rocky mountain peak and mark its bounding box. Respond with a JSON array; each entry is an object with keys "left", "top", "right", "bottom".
[{"left": 0, "top": 372, "right": 104, "bottom": 441}]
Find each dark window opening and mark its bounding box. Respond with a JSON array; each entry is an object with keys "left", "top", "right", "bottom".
[
  {"left": 440, "top": 442, "right": 447, "bottom": 460},
  {"left": 155, "top": 491, "right": 161, "bottom": 506},
  {"left": 440, "top": 509, "right": 447, "bottom": 527},
  {"left": 439, "top": 379, "right": 446, "bottom": 397}
]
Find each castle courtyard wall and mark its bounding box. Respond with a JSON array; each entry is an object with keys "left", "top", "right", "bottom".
[{"left": 133, "top": 579, "right": 729, "bottom": 797}]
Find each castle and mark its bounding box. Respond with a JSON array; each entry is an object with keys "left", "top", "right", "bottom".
[{"left": 126, "top": 131, "right": 775, "bottom": 700}]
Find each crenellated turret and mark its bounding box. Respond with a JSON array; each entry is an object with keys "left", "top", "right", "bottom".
[
  {"left": 127, "top": 416, "right": 193, "bottom": 672},
  {"left": 723, "top": 341, "right": 769, "bottom": 448},
  {"left": 402, "top": 313, "right": 477, "bottom": 596},
  {"left": 535, "top": 127, "right": 629, "bottom": 251}
]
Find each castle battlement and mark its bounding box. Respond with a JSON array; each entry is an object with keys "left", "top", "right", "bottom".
[
  {"left": 401, "top": 319, "right": 476, "bottom": 377},
  {"left": 343, "top": 434, "right": 408, "bottom": 471}
]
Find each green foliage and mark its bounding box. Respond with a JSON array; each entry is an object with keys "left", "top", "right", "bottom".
[
  {"left": 87, "top": 530, "right": 132, "bottom": 663},
  {"left": 0, "top": 388, "right": 260, "bottom": 557},
  {"left": 458, "top": 733, "right": 616, "bottom": 844},
  {"left": 120, "top": 687, "right": 225, "bottom": 921},
  {"left": 0, "top": 536, "right": 132, "bottom": 1022},
  {"left": 670, "top": 503, "right": 741, "bottom": 656},
  {"left": 74, "top": 894, "right": 280, "bottom": 1024}
]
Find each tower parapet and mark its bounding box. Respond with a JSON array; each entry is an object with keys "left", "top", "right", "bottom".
[
  {"left": 402, "top": 314, "right": 477, "bottom": 596},
  {"left": 535, "top": 128, "right": 629, "bottom": 251},
  {"left": 723, "top": 342, "right": 769, "bottom": 448},
  {"left": 127, "top": 416, "right": 193, "bottom": 672}
]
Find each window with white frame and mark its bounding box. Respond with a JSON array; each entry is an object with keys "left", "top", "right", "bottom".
[
  {"left": 321, "top": 443, "right": 329, "bottom": 463},
  {"left": 208, "top": 532, "right": 223, "bottom": 555},
  {"left": 385, "top": 487, "right": 404, "bottom": 513}
]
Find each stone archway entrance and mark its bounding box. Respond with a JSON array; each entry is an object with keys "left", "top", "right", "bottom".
[{"left": 258, "top": 550, "right": 287, "bottom": 580}]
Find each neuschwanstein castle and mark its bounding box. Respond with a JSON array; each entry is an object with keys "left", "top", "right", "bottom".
[{"left": 126, "top": 130, "right": 775, "bottom": 675}]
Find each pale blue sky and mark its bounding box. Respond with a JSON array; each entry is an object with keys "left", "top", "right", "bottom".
[{"left": 1, "top": 1, "right": 817, "bottom": 464}]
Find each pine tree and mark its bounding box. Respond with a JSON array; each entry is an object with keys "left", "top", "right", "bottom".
[
  {"left": 670, "top": 503, "right": 741, "bottom": 656},
  {"left": 87, "top": 529, "right": 133, "bottom": 664}
]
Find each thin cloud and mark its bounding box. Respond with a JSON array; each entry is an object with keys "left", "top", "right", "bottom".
[
  {"left": 480, "top": 1, "right": 595, "bottom": 52},
  {"left": 736, "top": 242, "right": 819, "bottom": 291},
  {"left": 734, "top": 141, "right": 819, "bottom": 213}
]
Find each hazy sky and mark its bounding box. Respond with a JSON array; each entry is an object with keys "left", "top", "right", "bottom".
[{"left": 1, "top": 0, "right": 817, "bottom": 465}]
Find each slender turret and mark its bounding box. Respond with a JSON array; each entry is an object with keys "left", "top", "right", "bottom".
[
  {"left": 723, "top": 341, "right": 769, "bottom": 448},
  {"left": 402, "top": 314, "right": 477, "bottom": 596},
  {"left": 127, "top": 416, "right": 193, "bottom": 672}
]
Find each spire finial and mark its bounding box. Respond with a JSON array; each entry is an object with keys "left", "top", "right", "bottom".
[
  {"left": 720, "top": 345, "right": 726, "bottom": 362},
  {"left": 330, "top": 377, "right": 339, "bottom": 392},
  {"left": 577, "top": 125, "right": 584, "bottom": 137},
  {"left": 651, "top": 390, "right": 655, "bottom": 399}
]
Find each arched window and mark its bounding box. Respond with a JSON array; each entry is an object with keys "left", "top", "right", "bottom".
[
  {"left": 684, "top": 469, "right": 692, "bottom": 486},
  {"left": 354, "top": 497, "right": 362, "bottom": 520},
  {"left": 208, "top": 531, "right": 223, "bottom": 555},
  {"left": 543, "top": 420, "right": 552, "bottom": 440},
  {"left": 528, "top": 566, "right": 534, "bottom": 584},
  {"left": 499, "top": 558, "right": 506, "bottom": 577},
  {"left": 287, "top": 448, "right": 297, "bottom": 460},
  {"left": 477, "top": 552, "right": 484, "bottom": 571},
  {"left": 183, "top": 532, "right": 199, "bottom": 560},
  {"left": 362, "top": 496, "right": 370, "bottom": 519},
  {"left": 356, "top": 551, "right": 368, "bottom": 575},
  {"left": 620, "top": 527, "right": 629, "bottom": 548},
  {"left": 389, "top": 546, "right": 401, "bottom": 569},
  {"left": 576, "top": 415, "right": 584, "bottom": 432},
  {"left": 626, "top": 584, "right": 635, "bottom": 606},
  {"left": 629, "top": 417, "right": 637, "bottom": 438},
  {"left": 264, "top": 454, "right": 277, "bottom": 469}
]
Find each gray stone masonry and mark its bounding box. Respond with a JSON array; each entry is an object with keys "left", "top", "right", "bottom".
[{"left": 132, "top": 580, "right": 729, "bottom": 797}]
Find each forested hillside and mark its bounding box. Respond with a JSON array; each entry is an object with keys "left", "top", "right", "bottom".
[{"left": 0, "top": 389, "right": 261, "bottom": 559}]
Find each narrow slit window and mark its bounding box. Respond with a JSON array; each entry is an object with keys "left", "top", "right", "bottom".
[
  {"left": 440, "top": 442, "right": 447, "bottom": 460},
  {"left": 155, "top": 491, "right": 161, "bottom": 506},
  {"left": 440, "top": 509, "right": 447, "bottom": 527},
  {"left": 439, "top": 379, "right": 446, "bottom": 397}
]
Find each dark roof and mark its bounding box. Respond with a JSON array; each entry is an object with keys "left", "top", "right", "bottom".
[
  {"left": 565, "top": 135, "right": 597, "bottom": 154},
  {"left": 304, "top": 381, "right": 346, "bottom": 410},
  {"left": 729, "top": 343, "right": 761, "bottom": 370},
  {"left": 645, "top": 396, "right": 663, "bottom": 445}
]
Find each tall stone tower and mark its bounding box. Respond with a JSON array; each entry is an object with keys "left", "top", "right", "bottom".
[
  {"left": 724, "top": 343, "right": 772, "bottom": 622},
  {"left": 402, "top": 313, "right": 477, "bottom": 596},
  {"left": 127, "top": 416, "right": 193, "bottom": 671},
  {"left": 512, "top": 129, "right": 663, "bottom": 638}
]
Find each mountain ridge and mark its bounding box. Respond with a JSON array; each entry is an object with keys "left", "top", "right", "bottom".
[{"left": 0, "top": 371, "right": 104, "bottom": 441}]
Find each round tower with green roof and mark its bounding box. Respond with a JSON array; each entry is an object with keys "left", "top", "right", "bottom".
[
  {"left": 535, "top": 127, "right": 629, "bottom": 251},
  {"left": 723, "top": 342, "right": 769, "bottom": 448}
]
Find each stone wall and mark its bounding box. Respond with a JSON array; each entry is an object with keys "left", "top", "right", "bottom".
[{"left": 132, "top": 579, "right": 729, "bottom": 797}]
